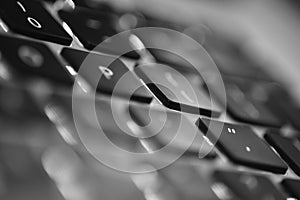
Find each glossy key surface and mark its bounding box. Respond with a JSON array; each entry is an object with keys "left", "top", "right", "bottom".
[
  {"left": 134, "top": 63, "right": 221, "bottom": 116},
  {"left": 265, "top": 131, "right": 300, "bottom": 177},
  {"left": 59, "top": 7, "right": 138, "bottom": 58},
  {"left": 281, "top": 179, "right": 300, "bottom": 199},
  {"left": 197, "top": 118, "right": 287, "bottom": 173},
  {"left": 0, "top": 35, "right": 73, "bottom": 86},
  {"left": 0, "top": 0, "right": 72, "bottom": 45},
  {"left": 61, "top": 47, "right": 152, "bottom": 103}
]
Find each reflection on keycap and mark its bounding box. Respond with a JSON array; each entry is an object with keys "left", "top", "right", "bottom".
[
  {"left": 0, "top": 35, "right": 73, "bottom": 86},
  {"left": 61, "top": 47, "right": 153, "bottom": 103}
]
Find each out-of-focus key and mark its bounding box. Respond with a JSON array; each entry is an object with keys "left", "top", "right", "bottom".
[
  {"left": 267, "top": 87, "right": 300, "bottom": 130},
  {"left": 134, "top": 63, "right": 221, "bottom": 116},
  {"left": 58, "top": 7, "right": 115, "bottom": 49},
  {"left": 61, "top": 47, "right": 152, "bottom": 103},
  {"left": 0, "top": 35, "right": 73, "bottom": 86},
  {"left": 212, "top": 75, "right": 284, "bottom": 127},
  {"left": 72, "top": 0, "right": 115, "bottom": 13},
  {"left": 196, "top": 118, "right": 288, "bottom": 174},
  {"left": 214, "top": 170, "right": 286, "bottom": 200},
  {"left": 132, "top": 164, "right": 219, "bottom": 200},
  {"left": 0, "top": 143, "right": 65, "bottom": 200},
  {"left": 129, "top": 104, "right": 217, "bottom": 159},
  {"left": 265, "top": 131, "right": 300, "bottom": 177},
  {"left": 58, "top": 7, "right": 138, "bottom": 58},
  {"left": 0, "top": 0, "right": 72, "bottom": 45},
  {"left": 281, "top": 179, "right": 300, "bottom": 199},
  {"left": 203, "top": 33, "right": 271, "bottom": 80}
]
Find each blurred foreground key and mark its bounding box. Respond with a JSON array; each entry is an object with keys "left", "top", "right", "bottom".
[
  {"left": 129, "top": 104, "right": 217, "bottom": 159},
  {"left": 0, "top": 143, "right": 64, "bottom": 200},
  {"left": 132, "top": 163, "right": 219, "bottom": 200},
  {"left": 214, "top": 170, "right": 286, "bottom": 200}
]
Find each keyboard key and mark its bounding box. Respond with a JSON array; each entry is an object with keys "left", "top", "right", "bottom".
[
  {"left": 0, "top": 0, "right": 72, "bottom": 45},
  {"left": 72, "top": 0, "right": 115, "bottom": 13},
  {"left": 133, "top": 164, "right": 219, "bottom": 200},
  {"left": 212, "top": 75, "right": 284, "bottom": 127},
  {"left": 58, "top": 7, "right": 114, "bottom": 49},
  {"left": 58, "top": 7, "right": 138, "bottom": 58},
  {"left": 0, "top": 35, "right": 73, "bottom": 86},
  {"left": 267, "top": 87, "right": 300, "bottom": 130},
  {"left": 214, "top": 170, "right": 286, "bottom": 200},
  {"left": 281, "top": 179, "right": 300, "bottom": 199},
  {"left": 61, "top": 47, "right": 152, "bottom": 103},
  {"left": 134, "top": 63, "right": 221, "bottom": 116},
  {"left": 196, "top": 118, "right": 288, "bottom": 173},
  {"left": 129, "top": 104, "right": 217, "bottom": 159},
  {"left": 203, "top": 32, "right": 271, "bottom": 80},
  {"left": 264, "top": 131, "right": 300, "bottom": 176},
  {"left": 0, "top": 143, "right": 65, "bottom": 200}
]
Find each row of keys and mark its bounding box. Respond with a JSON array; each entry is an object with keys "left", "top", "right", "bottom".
[
  {"left": 42, "top": 92, "right": 300, "bottom": 199},
  {"left": 0, "top": 33, "right": 222, "bottom": 116},
  {"left": 0, "top": 33, "right": 153, "bottom": 103},
  {"left": 0, "top": 33, "right": 298, "bottom": 174},
  {"left": 1, "top": 0, "right": 299, "bottom": 126},
  {"left": 214, "top": 170, "right": 300, "bottom": 200}
]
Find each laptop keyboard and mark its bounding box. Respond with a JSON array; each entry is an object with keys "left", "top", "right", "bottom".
[{"left": 0, "top": 0, "right": 300, "bottom": 199}]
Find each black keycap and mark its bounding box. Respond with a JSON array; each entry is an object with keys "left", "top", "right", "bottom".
[
  {"left": 72, "top": 0, "right": 115, "bottom": 13},
  {"left": 265, "top": 132, "right": 300, "bottom": 176},
  {"left": 58, "top": 7, "right": 138, "bottom": 58},
  {"left": 212, "top": 75, "right": 284, "bottom": 127},
  {"left": 214, "top": 170, "right": 286, "bottom": 200},
  {"left": 196, "top": 118, "right": 288, "bottom": 173},
  {"left": 0, "top": 0, "right": 72, "bottom": 45},
  {"left": 0, "top": 35, "right": 73, "bottom": 86},
  {"left": 129, "top": 104, "right": 217, "bottom": 159},
  {"left": 61, "top": 47, "right": 152, "bottom": 103},
  {"left": 267, "top": 87, "right": 300, "bottom": 131},
  {"left": 134, "top": 63, "right": 221, "bottom": 116},
  {"left": 281, "top": 179, "right": 300, "bottom": 199}
]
